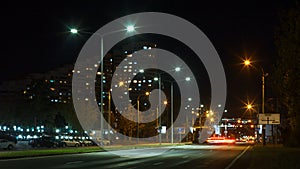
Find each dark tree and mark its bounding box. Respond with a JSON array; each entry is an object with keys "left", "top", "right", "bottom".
[
  {"left": 54, "top": 112, "right": 67, "bottom": 129},
  {"left": 271, "top": 3, "right": 300, "bottom": 146}
]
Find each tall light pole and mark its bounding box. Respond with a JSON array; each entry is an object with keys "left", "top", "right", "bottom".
[
  {"left": 70, "top": 26, "right": 135, "bottom": 145},
  {"left": 243, "top": 58, "right": 267, "bottom": 145},
  {"left": 137, "top": 92, "right": 150, "bottom": 144},
  {"left": 171, "top": 82, "right": 174, "bottom": 144},
  {"left": 151, "top": 67, "right": 180, "bottom": 144}
]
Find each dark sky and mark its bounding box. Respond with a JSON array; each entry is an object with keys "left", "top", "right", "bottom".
[{"left": 0, "top": 0, "right": 294, "bottom": 116}]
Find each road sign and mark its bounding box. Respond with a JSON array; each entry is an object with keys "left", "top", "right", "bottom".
[
  {"left": 259, "top": 113, "right": 280, "bottom": 125},
  {"left": 176, "top": 127, "right": 185, "bottom": 134},
  {"left": 161, "top": 126, "right": 166, "bottom": 134}
]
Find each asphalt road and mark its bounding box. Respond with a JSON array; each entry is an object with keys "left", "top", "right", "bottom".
[{"left": 0, "top": 145, "right": 249, "bottom": 169}]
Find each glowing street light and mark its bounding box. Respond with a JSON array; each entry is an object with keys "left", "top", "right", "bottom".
[
  {"left": 70, "top": 25, "right": 136, "bottom": 145},
  {"left": 70, "top": 28, "right": 78, "bottom": 34},
  {"left": 175, "top": 67, "right": 181, "bottom": 72},
  {"left": 126, "top": 25, "right": 135, "bottom": 32},
  {"left": 247, "top": 104, "right": 253, "bottom": 110},
  {"left": 244, "top": 59, "right": 251, "bottom": 66},
  {"left": 242, "top": 57, "right": 268, "bottom": 145}
]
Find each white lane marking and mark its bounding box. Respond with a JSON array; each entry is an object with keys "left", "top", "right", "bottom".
[
  {"left": 224, "top": 145, "right": 251, "bottom": 169},
  {"left": 153, "top": 162, "right": 164, "bottom": 165},
  {"left": 65, "top": 161, "right": 83, "bottom": 165}
]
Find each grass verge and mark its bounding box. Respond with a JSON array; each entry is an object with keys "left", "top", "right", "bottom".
[
  {"left": 0, "top": 147, "right": 103, "bottom": 159},
  {"left": 246, "top": 145, "right": 300, "bottom": 169},
  {"left": 0, "top": 143, "right": 184, "bottom": 159}
]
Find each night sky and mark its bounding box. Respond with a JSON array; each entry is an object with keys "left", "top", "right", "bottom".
[{"left": 0, "top": 1, "right": 293, "bottom": 116}]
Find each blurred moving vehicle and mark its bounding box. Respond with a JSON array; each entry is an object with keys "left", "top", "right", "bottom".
[
  {"left": 205, "top": 136, "right": 236, "bottom": 144},
  {"left": 0, "top": 130, "right": 17, "bottom": 144},
  {"left": 0, "top": 139, "right": 16, "bottom": 150},
  {"left": 28, "top": 135, "right": 59, "bottom": 148}
]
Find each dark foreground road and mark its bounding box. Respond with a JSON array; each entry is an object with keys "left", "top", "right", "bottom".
[{"left": 0, "top": 145, "right": 249, "bottom": 169}]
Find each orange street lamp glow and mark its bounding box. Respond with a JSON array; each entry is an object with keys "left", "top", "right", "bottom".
[
  {"left": 247, "top": 104, "right": 253, "bottom": 110},
  {"left": 244, "top": 59, "right": 251, "bottom": 66}
]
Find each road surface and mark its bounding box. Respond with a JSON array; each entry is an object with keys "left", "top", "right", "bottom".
[{"left": 0, "top": 144, "right": 250, "bottom": 169}]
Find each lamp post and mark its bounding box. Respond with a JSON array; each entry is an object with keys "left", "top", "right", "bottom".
[
  {"left": 243, "top": 58, "right": 268, "bottom": 145},
  {"left": 70, "top": 26, "right": 135, "bottom": 145},
  {"left": 137, "top": 92, "right": 150, "bottom": 144},
  {"left": 151, "top": 67, "right": 181, "bottom": 144}
]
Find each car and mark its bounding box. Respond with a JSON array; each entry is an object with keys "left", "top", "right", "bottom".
[
  {"left": 79, "top": 139, "right": 96, "bottom": 146},
  {"left": 0, "top": 139, "right": 16, "bottom": 150},
  {"left": 95, "top": 138, "right": 111, "bottom": 146},
  {"left": 0, "top": 130, "right": 17, "bottom": 144},
  {"left": 28, "top": 135, "right": 59, "bottom": 148},
  {"left": 59, "top": 139, "right": 80, "bottom": 147},
  {"left": 205, "top": 136, "right": 236, "bottom": 144}
]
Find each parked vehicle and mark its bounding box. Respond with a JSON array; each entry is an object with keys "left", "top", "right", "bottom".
[
  {"left": 59, "top": 139, "right": 80, "bottom": 147},
  {"left": 0, "top": 130, "right": 17, "bottom": 144},
  {"left": 28, "top": 135, "right": 59, "bottom": 148},
  {"left": 0, "top": 139, "right": 16, "bottom": 150},
  {"left": 79, "top": 139, "right": 95, "bottom": 146},
  {"left": 95, "top": 138, "right": 111, "bottom": 146}
]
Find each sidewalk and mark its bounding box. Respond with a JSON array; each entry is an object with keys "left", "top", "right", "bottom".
[{"left": 231, "top": 144, "right": 300, "bottom": 169}]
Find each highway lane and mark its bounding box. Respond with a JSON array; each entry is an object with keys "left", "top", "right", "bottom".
[{"left": 0, "top": 145, "right": 249, "bottom": 169}]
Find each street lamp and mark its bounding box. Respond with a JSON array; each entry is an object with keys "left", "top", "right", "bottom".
[
  {"left": 70, "top": 25, "right": 135, "bottom": 145},
  {"left": 243, "top": 58, "right": 268, "bottom": 145},
  {"left": 137, "top": 91, "right": 150, "bottom": 144},
  {"left": 70, "top": 28, "right": 78, "bottom": 34},
  {"left": 247, "top": 104, "right": 253, "bottom": 110},
  {"left": 153, "top": 72, "right": 191, "bottom": 144}
]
